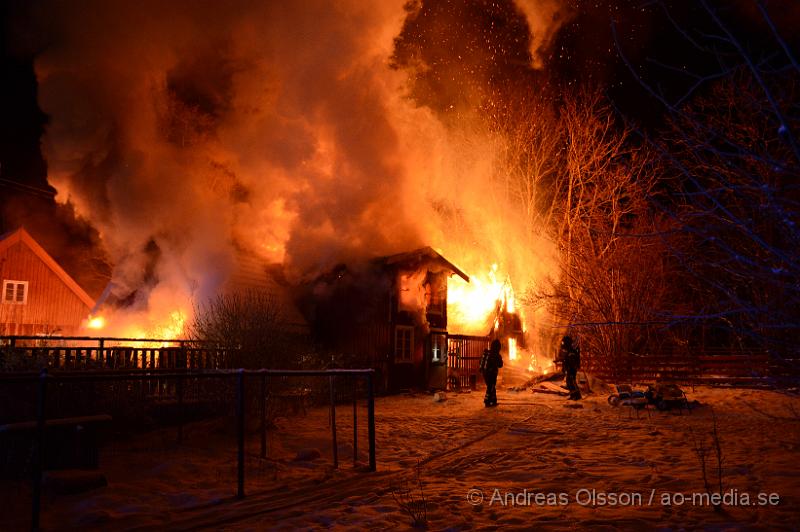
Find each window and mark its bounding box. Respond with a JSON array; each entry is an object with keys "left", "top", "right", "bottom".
[
  {"left": 430, "top": 332, "right": 447, "bottom": 364},
  {"left": 2, "top": 280, "right": 28, "bottom": 305},
  {"left": 424, "top": 272, "right": 446, "bottom": 315},
  {"left": 394, "top": 326, "right": 414, "bottom": 363}
]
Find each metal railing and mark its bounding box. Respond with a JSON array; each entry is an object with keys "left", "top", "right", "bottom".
[{"left": 0, "top": 367, "right": 377, "bottom": 531}]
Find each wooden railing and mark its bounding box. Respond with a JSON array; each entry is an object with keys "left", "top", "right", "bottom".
[
  {"left": 0, "top": 336, "right": 233, "bottom": 371},
  {"left": 447, "top": 334, "right": 489, "bottom": 390}
]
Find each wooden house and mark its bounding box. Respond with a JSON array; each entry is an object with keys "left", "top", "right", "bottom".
[
  {"left": 0, "top": 228, "right": 95, "bottom": 335},
  {"left": 301, "top": 246, "right": 488, "bottom": 391}
]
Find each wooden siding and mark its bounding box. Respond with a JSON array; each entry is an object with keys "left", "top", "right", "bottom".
[
  {"left": 225, "top": 254, "right": 309, "bottom": 335},
  {"left": 0, "top": 240, "right": 91, "bottom": 335}
]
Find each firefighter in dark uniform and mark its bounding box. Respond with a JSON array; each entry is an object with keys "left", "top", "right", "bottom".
[
  {"left": 480, "top": 339, "right": 503, "bottom": 407},
  {"left": 560, "top": 335, "right": 582, "bottom": 400}
]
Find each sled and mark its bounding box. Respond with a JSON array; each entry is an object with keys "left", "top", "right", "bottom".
[
  {"left": 647, "top": 383, "right": 690, "bottom": 414},
  {"left": 607, "top": 384, "right": 650, "bottom": 418}
]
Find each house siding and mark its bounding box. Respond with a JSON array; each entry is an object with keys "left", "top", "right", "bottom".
[{"left": 0, "top": 240, "right": 91, "bottom": 335}]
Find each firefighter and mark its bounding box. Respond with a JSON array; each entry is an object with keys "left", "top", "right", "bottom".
[
  {"left": 480, "top": 339, "right": 504, "bottom": 407},
  {"left": 560, "top": 335, "right": 582, "bottom": 400}
]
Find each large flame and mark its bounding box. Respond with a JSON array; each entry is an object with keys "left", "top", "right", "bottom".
[
  {"left": 447, "top": 263, "right": 507, "bottom": 335},
  {"left": 447, "top": 263, "right": 520, "bottom": 331}
]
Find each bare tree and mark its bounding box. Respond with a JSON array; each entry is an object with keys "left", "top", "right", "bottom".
[
  {"left": 189, "top": 290, "right": 308, "bottom": 368},
  {"left": 614, "top": 0, "right": 800, "bottom": 370},
  {"left": 489, "top": 88, "right": 685, "bottom": 379}
]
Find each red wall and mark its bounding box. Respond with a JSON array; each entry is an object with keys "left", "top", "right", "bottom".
[{"left": 0, "top": 241, "right": 91, "bottom": 335}]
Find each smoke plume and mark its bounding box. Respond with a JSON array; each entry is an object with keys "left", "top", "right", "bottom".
[{"left": 33, "top": 0, "right": 562, "bottom": 336}]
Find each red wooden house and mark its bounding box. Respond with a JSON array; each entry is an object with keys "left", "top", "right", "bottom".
[{"left": 0, "top": 228, "right": 95, "bottom": 336}]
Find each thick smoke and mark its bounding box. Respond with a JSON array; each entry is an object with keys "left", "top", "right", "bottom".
[
  {"left": 34, "top": 0, "right": 561, "bottom": 336},
  {"left": 34, "top": 0, "right": 425, "bottom": 331}
]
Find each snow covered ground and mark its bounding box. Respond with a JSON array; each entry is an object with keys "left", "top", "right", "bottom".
[{"left": 5, "top": 380, "right": 800, "bottom": 530}]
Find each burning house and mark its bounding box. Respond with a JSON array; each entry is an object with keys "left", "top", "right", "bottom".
[
  {"left": 0, "top": 228, "right": 95, "bottom": 336},
  {"left": 87, "top": 246, "right": 310, "bottom": 342},
  {"left": 301, "top": 246, "right": 524, "bottom": 392}
]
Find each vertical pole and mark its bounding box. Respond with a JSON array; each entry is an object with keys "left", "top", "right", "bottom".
[
  {"left": 260, "top": 373, "right": 267, "bottom": 459},
  {"left": 176, "top": 374, "right": 184, "bottom": 444},
  {"left": 236, "top": 369, "right": 245, "bottom": 499},
  {"left": 329, "top": 375, "right": 338, "bottom": 469},
  {"left": 352, "top": 377, "right": 358, "bottom": 466},
  {"left": 367, "top": 372, "right": 376, "bottom": 472},
  {"left": 98, "top": 339, "right": 105, "bottom": 367},
  {"left": 32, "top": 368, "right": 47, "bottom": 531}
]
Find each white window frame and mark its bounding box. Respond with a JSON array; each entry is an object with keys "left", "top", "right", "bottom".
[
  {"left": 394, "top": 325, "right": 414, "bottom": 363},
  {"left": 2, "top": 280, "right": 28, "bottom": 305}
]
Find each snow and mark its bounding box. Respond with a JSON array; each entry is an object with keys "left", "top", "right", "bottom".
[{"left": 3, "top": 381, "right": 799, "bottom": 529}]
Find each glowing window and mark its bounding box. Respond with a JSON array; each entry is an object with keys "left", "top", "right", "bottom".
[
  {"left": 424, "top": 272, "right": 446, "bottom": 315},
  {"left": 430, "top": 333, "right": 447, "bottom": 363},
  {"left": 2, "top": 280, "right": 28, "bottom": 305}
]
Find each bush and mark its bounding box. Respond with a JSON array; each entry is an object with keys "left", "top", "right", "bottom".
[{"left": 188, "top": 290, "right": 310, "bottom": 369}]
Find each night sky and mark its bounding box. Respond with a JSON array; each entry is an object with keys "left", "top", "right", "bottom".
[{"left": 1, "top": 0, "right": 798, "bottom": 295}]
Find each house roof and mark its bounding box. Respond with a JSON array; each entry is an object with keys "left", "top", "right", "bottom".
[
  {"left": 380, "top": 246, "right": 470, "bottom": 282},
  {"left": 0, "top": 227, "right": 96, "bottom": 308}
]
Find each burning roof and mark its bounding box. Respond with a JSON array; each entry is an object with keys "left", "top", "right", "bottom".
[{"left": 378, "top": 247, "right": 470, "bottom": 283}]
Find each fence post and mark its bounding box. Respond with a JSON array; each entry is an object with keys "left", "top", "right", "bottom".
[
  {"left": 177, "top": 374, "right": 184, "bottom": 444},
  {"left": 330, "top": 375, "right": 338, "bottom": 469},
  {"left": 32, "top": 368, "right": 48, "bottom": 531},
  {"left": 260, "top": 373, "right": 267, "bottom": 459},
  {"left": 367, "top": 371, "right": 376, "bottom": 472},
  {"left": 236, "top": 369, "right": 245, "bottom": 499},
  {"left": 352, "top": 377, "right": 358, "bottom": 467}
]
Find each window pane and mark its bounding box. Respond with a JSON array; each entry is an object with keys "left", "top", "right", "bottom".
[
  {"left": 395, "top": 328, "right": 413, "bottom": 361},
  {"left": 15, "top": 284, "right": 25, "bottom": 303},
  {"left": 4, "top": 283, "right": 13, "bottom": 302}
]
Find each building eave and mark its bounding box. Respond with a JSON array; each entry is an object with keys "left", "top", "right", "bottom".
[{"left": 380, "top": 246, "right": 470, "bottom": 282}]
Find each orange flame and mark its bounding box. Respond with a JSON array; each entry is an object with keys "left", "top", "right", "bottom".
[
  {"left": 86, "top": 315, "right": 106, "bottom": 330},
  {"left": 447, "top": 263, "right": 510, "bottom": 335},
  {"left": 81, "top": 307, "right": 188, "bottom": 345},
  {"left": 508, "top": 337, "right": 518, "bottom": 361}
]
